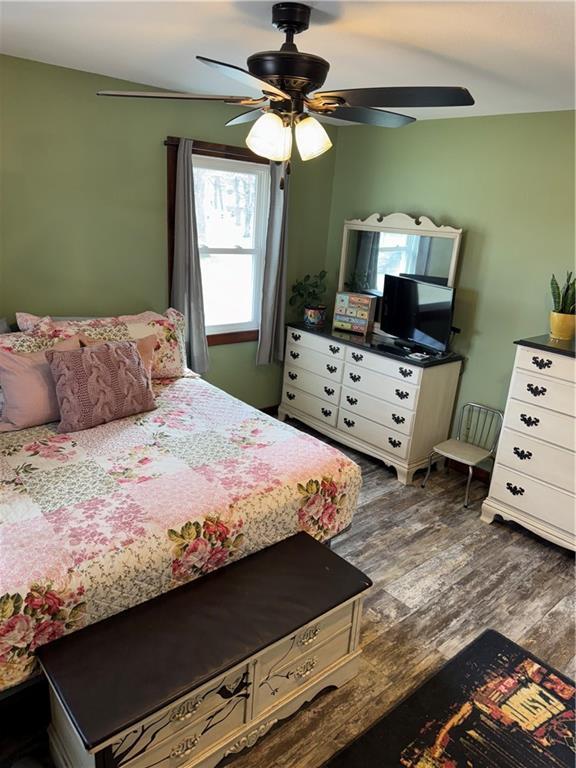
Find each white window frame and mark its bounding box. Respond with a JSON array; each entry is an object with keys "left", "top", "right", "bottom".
[{"left": 192, "top": 154, "right": 270, "bottom": 335}]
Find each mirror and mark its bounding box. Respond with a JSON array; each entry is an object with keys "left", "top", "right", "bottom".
[{"left": 338, "top": 213, "right": 462, "bottom": 293}]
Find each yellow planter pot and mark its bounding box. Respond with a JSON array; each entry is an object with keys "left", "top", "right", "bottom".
[{"left": 550, "top": 311, "right": 575, "bottom": 340}]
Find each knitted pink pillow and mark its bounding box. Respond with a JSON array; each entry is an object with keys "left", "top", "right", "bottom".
[{"left": 46, "top": 341, "right": 156, "bottom": 433}]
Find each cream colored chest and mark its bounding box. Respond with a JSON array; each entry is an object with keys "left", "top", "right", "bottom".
[
  {"left": 279, "top": 326, "right": 462, "bottom": 485},
  {"left": 481, "top": 341, "right": 575, "bottom": 550}
]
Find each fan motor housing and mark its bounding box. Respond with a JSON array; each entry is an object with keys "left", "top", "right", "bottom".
[{"left": 247, "top": 50, "right": 330, "bottom": 96}]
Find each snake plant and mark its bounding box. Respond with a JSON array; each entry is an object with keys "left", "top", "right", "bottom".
[{"left": 551, "top": 272, "right": 575, "bottom": 315}]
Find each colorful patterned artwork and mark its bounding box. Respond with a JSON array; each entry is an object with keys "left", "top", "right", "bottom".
[
  {"left": 0, "top": 376, "right": 361, "bottom": 692},
  {"left": 325, "top": 630, "right": 575, "bottom": 768}
]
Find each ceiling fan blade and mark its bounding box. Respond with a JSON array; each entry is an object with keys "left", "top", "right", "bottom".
[
  {"left": 196, "top": 56, "right": 290, "bottom": 101},
  {"left": 313, "top": 106, "right": 415, "bottom": 128},
  {"left": 97, "top": 90, "right": 260, "bottom": 103},
  {"left": 314, "top": 86, "right": 475, "bottom": 109},
  {"left": 225, "top": 109, "right": 264, "bottom": 127}
]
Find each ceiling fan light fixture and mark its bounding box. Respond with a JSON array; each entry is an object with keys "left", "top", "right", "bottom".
[
  {"left": 246, "top": 111, "right": 292, "bottom": 161},
  {"left": 295, "top": 115, "right": 333, "bottom": 161}
]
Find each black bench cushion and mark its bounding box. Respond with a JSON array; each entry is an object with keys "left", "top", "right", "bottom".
[{"left": 38, "top": 532, "right": 372, "bottom": 750}]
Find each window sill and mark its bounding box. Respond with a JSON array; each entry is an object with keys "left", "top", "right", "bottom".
[{"left": 207, "top": 329, "right": 259, "bottom": 346}]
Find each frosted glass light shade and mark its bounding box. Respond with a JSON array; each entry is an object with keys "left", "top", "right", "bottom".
[
  {"left": 295, "top": 116, "right": 332, "bottom": 161},
  {"left": 246, "top": 112, "right": 292, "bottom": 161}
]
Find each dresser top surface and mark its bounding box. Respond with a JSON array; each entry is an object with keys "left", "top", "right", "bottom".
[
  {"left": 38, "top": 532, "right": 371, "bottom": 751},
  {"left": 287, "top": 323, "right": 464, "bottom": 368},
  {"left": 515, "top": 334, "right": 575, "bottom": 359}
]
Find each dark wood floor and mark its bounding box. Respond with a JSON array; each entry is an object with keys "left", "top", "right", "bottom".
[
  {"left": 10, "top": 419, "right": 575, "bottom": 768},
  {"left": 228, "top": 420, "right": 575, "bottom": 768}
]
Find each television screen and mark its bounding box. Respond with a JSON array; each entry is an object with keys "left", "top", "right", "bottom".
[{"left": 381, "top": 275, "right": 454, "bottom": 353}]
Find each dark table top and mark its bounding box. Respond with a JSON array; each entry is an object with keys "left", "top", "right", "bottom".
[
  {"left": 288, "top": 322, "right": 463, "bottom": 368},
  {"left": 515, "top": 334, "right": 575, "bottom": 359},
  {"left": 38, "top": 533, "right": 372, "bottom": 751}
]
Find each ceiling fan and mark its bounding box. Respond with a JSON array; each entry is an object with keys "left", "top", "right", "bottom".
[{"left": 98, "top": 2, "right": 474, "bottom": 164}]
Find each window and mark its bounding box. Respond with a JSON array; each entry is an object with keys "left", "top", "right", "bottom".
[{"left": 192, "top": 155, "right": 270, "bottom": 335}]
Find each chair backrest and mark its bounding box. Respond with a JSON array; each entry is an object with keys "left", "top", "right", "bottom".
[{"left": 456, "top": 402, "right": 504, "bottom": 453}]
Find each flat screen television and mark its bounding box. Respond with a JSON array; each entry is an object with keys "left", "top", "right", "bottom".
[{"left": 380, "top": 275, "right": 454, "bottom": 353}]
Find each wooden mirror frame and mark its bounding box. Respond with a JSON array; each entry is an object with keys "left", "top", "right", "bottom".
[{"left": 337, "top": 212, "right": 463, "bottom": 292}]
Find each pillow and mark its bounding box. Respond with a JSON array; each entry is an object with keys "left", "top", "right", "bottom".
[
  {"left": 0, "top": 335, "right": 86, "bottom": 432},
  {"left": 46, "top": 341, "right": 156, "bottom": 433},
  {"left": 79, "top": 333, "right": 156, "bottom": 381},
  {"left": 27, "top": 309, "right": 186, "bottom": 378},
  {"left": 0, "top": 330, "right": 55, "bottom": 355}
]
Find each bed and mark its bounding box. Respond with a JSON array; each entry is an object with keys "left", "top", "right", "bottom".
[{"left": 0, "top": 375, "right": 361, "bottom": 693}]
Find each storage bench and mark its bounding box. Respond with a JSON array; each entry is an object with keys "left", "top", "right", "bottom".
[{"left": 38, "top": 533, "right": 372, "bottom": 768}]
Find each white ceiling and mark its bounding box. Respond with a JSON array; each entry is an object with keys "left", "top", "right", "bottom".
[{"left": 0, "top": 1, "right": 574, "bottom": 120}]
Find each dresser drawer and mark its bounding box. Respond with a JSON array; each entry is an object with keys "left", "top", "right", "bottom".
[
  {"left": 286, "top": 328, "right": 345, "bottom": 360},
  {"left": 343, "top": 364, "right": 419, "bottom": 410},
  {"left": 258, "top": 604, "right": 353, "bottom": 680},
  {"left": 121, "top": 695, "right": 246, "bottom": 768},
  {"left": 256, "top": 627, "right": 351, "bottom": 714},
  {"left": 516, "top": 346, "right": 575, "bottom": 383},
  {"left": 112, "top": 669, "right": 249, "bottom": 765},
  {"left": 341, "top": 387, "right": 414, "bottom": 435},
  {"left": 510, "top": 370, "right": 575, "bottom": 417},
  {"left": 490, "top": 466, "right": 575, "bottom": 536},
  {"left": 338, "top": 409, "right": 410, "bottom": 458},
  {"left": 283, "top": 365, "right": 340, "bottom": 404},
  {"left": 286, "top": 343, "right": 344, "bottom": 381},
  {"left": 505, "top": 399, "right": 575, "bottom": 451},
  {"left": 282, "top": 386, "right": 337, "bottom": 426},
  {"left": 344, "top": 347, "right": 422, "bottom": 384},
  {"left": 497, "top": 429, "right": 575, "bottom": 494}
]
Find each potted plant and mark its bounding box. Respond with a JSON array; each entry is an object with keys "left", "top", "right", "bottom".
[
  {"left": 550, "top": 272, "right": 575, "bottom": 340},
  {"left": 289, "top": 270, "right": 328, "bottom": 327}
]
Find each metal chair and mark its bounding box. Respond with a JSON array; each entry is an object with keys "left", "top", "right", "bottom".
[{"left": 421, "top": 403, "right": 504, "bottom": 508}]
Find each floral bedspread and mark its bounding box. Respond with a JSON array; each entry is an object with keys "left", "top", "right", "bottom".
[{"left": 0, "top": 376, "right": 361, "bottom": 692}]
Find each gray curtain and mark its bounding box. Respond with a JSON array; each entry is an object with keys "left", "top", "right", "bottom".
[
  {"left": 171, "top": 138, "right": 210, "bottom": 374},
  {"left": 355, "top": 231, "right": 380, "bottom": 290},
  {"left": 256, "top": 163, "right": 290, "bottom": 365}
]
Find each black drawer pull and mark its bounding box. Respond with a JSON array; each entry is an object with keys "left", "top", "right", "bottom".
[
  {"left": 531, "top": 356, "right": 552, "bottom": 370},
  {"left": 343, "top": 418, "right": 355, "bottom": 428},
  {"left": 346, "top": 396, "right": 358, "bottom": 406},
  {"left": 324, "top": 386, "right": 335, "bottom": 396},
  {"left": 388, "top": 438, "right": 402, "bottom": 448},
  {"left": 290, "top": 350, "right": 300, "bottom": 360},
  {"left": 288, "top": 371, "right": 298, "bottom": 380},
  {"left": 291, "top": 332, "right": 301, "bottom": 342},
  {"left": 286, "top": 391, "right": 295, "bottom": 401},
  {"left": 329, "top": 344, "right": 340, "bottom": 355},
  {"left": 520, "top": 413, "right": 539, "bottom": 427},
  {"left": 351, "top": 352, "right": 364, "bottom": 362},
  {"left": 321, "top": 408, "right": 332, "bottom": 418},
  {"left": 392, "top": 413, "right": 405, "bottom": 425},
  {"left": 326, "top": 364, "right": 337, "bottom": 374},
  {"left": 399, "top": 366, "right": 413, "bottom": 378},
  {"left": 506, "top": 482, "right": 525, "bottom": 496},
  {"left": 349, "top": 373, "right": 361, "bottom": 383},
  {"left": 395, "top": 389, "right": 409, "bottom": 400},
  {"left": 513, "top": 447, "right": 532, "bottom": 461},
  {"left": 526, "top": 383, "right": 547, "bottom": 397}
]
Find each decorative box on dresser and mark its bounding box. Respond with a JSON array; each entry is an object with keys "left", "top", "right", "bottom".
[
  {"left": 279, "top": 324, "right": 463, "bottom": 484},
  {"left": 481, "top": 335, "right": 575, "bottom": 551}
]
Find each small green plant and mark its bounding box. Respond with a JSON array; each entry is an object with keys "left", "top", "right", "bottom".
[
  {"left": 551, "top": 272, "right": 575, "bottom": 315},
  {"left": 289, "top": 270, "right": 327, "bottom": 311}
]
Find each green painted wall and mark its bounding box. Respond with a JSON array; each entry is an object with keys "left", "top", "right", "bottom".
[
  {"left": 326, "top": 111, "right": 575, "bottom": 417},
  {"left": 1, "top": 54, "right": 574, "bottom": 415},
  {"left": 0, "top": 54, "right": 337, "bottom": 407}
]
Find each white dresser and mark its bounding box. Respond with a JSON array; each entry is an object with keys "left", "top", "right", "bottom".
[
  {"left": 481, "top": 337, "right": 575, "bottom": 551},
  {"left": 278, "top": 325, "right": 462, "bottom": 484}
]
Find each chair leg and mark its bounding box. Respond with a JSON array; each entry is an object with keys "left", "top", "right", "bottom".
[
  {"left": 421, "top": 453, "right": 435, "bottom": 488},
  {"left": 464, "top": 464, "right": 473, "bottom": 508}
]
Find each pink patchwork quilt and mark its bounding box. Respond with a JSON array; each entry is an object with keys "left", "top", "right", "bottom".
[{"left": 0, "top": 376, "right": 361, "bottom": 692}]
